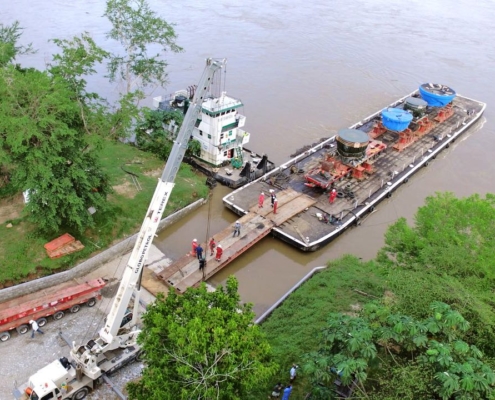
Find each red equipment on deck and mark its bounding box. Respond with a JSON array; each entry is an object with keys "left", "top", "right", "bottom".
[{"left": 304, "top": 139, "right": 387, "bottom": 189}]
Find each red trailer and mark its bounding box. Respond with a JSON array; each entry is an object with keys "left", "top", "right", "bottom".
[{"left": 0, "top": 278, "right": 106, "bottom": 342}]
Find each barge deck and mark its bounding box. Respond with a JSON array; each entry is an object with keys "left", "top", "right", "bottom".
[{"left": 223, "top": 90, "right": 486, "bottom": 251}]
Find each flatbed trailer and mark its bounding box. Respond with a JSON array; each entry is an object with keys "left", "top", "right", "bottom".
[{"left": 0, "top": 278, "right": 106, "bottom": 342}]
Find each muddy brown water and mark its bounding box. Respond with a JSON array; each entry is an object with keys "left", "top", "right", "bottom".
[{"left": 3, "top": 0, "right": 495, "bottom": 315}]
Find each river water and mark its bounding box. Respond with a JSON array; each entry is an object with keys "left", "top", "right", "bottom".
[{"left": 3, "top": 0, "right": 495, "bottom": 315}]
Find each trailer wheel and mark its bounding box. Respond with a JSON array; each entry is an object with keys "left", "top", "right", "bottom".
[
  {"left": 37, "top": 318, "right": 48, "bottom": 327},
  {"left": 53, "top": 311, "right": 65, "bottom": 320},
  {"left": 70, "top": 304, "right": 81, "bottom": 313},
  {"left": 0, "top": 331, "right": 11, "bottom": 342},
  {"left": 86, "top": 298, "right": 97, "bottom": 307},
  {"left": 17, "top": 324, "right": 29, "bottom": 335},
  {"left": 72, "top": 387, "right": 89, "bottom": 400}
]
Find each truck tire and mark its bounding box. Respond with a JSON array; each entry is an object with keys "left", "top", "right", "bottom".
[
  {"left": 37, "top": 318, "right": 48, "bottom": 327},
  {"left": 72, "top": 387, "right": 89, "bottom": 400},
  {"left": 70, "top": 304, "right": 81, "bottom": 313},
  {"left": 0, "top": 331, "right": 11, "bottom": 342},
  {"left": 53, "top": 311, "right": 65, "bottom": 320},
  {"left": 86, "top": 298, "right": 97, "bottom": 307},
  {"left": 17, "top": 324, "right": 29, "bottom": 335}
]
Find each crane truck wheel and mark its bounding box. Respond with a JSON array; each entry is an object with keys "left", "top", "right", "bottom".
[
  {"left": 17, "top": 324, "right": 30, "bottom": 335},
  {"left": 72, "top": 387, "right": 89, "bottom": 400},
  {"left": 70, "top": 304, "right": 81, "bottom": 313},
  {"left": 53, "top": 311, "right": 65, "bottom": 320},
  {"left": 37, "top": 318, "right": 48, "bottom": 327},
  {"left": 0, "top": 331, "right": 11, "bottom": 342},
  {"left": 86, "top": 298, "right": 97, "bottom": 307}
]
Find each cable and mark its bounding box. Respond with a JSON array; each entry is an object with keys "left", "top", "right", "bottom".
[{"left": 203, "top": 191, "right": 214, "bottom": 282}]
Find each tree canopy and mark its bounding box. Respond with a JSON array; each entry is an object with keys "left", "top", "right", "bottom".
[
  {"left": 303, "top": 301, "right": 495, "bottom": 400},
  {"left": 104, "top": 0, "right": 182, "bottom": 94},
  {"left": 127, "top": 276, "right": 277, "bottom": 400},
  {"left": 0, "top": 21, "right": 35, "bottom": 66},
  {"left": 0, "top": 64, "right": 111, "bottom": 233}
]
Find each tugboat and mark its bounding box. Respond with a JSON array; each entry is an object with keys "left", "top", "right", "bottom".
[
  {"left": 153, "top": 86, "right": 275, "bottom": 188},
  {"left": 223, "top": 84, "right": 486, "bottom": 251}
]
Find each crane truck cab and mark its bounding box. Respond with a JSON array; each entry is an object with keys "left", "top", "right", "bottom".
[{"left": 13, "top": 357, "right": 94, "bottom": 400}]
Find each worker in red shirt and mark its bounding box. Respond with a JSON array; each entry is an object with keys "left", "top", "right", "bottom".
[
  {"left": 215, "top": 244, "right": 223, "bottom": 261},
  {"left": 329, "top": 189, "right": 337, "bottom": 204},
  {"left": 258, "top": 192, "right": 265, "bottom": 208},
  {"left": 191, "top": 239, "right": 198, "bottom": 256},
  {"left": 209, "top": 238, "right": 216, "bottom": 256},
  {"left": 273, "top": 198, "right": 278, "bottom": 214}
]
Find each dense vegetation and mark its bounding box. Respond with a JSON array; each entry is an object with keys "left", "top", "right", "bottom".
[
  {"left": 0, "top": 1, "right": 207, "bottom": 285},
  {"left": 128, "top": 277, "right": 277, "bottom": 400},
  {"left": 251, "top": 193, "right": 495, "bottom": 399}
]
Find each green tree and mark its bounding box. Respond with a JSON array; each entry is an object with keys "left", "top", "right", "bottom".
[
  {"left": 0, "top": 21, "right": 36, "bottom": 66},
  {"left": 104, "top": 0, "right": 183, "bottom": 138},
  {"left": 49, "top": 33, "right": 109, "bottom": 137},
  {"left": 378, "top": 192, "right": 495, "bottom": 353},
  {"left": 303, "top": 301, "right": 495, "bottom": 400},
  {"left": 127, "top": 276, "right": 277, "bottom": 400},
  {"left": 0, "top": 65, "right": 111, "bottom": 233},
  {"left": 135, "top": 108, "right": 184, "bottom": 160}
]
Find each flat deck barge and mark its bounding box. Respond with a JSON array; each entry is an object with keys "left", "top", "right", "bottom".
[{"left": 223, "top": 88, "right": 486, "bottom": 251}]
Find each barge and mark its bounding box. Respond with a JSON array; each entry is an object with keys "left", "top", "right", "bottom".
[{"left": 222, "top": 85, "right": 486, "bottom": 251}]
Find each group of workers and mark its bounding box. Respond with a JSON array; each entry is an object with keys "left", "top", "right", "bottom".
[
  {"left": 191, "top": 237, "right": 223, "bottom": 272},
  {"left": 259, "top": 189, "right": 278, "bottom": 213},
  {"left": 191, "top": 187, "right": 281, "bottom": 274}
]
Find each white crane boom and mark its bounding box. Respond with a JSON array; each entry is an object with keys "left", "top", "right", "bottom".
[{"left": 70, "top": 58, "right": 226, "bottom": 380}]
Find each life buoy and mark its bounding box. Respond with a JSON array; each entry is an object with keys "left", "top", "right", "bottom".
[
  {"left": 446, "top": 144, "right": 450, "bottom": 148},
  {"left": 403, "top": 178, "right": 409, "bottom": 184},
  {"left": 369, "top": 206, "right": 375, "bottom": 212},
  {"left": 386, "top": 192, "right": 392, "bottom": 198},
  {"left": 337, "top": 191, "right": 345, "bottom": 198},
  {"left": 424, "top": 162, "right": 429, "bottom": 167}
]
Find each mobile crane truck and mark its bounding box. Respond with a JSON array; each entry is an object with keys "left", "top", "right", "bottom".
[{"left": 12, "top": 58, "right": 226, "bottom": 400}]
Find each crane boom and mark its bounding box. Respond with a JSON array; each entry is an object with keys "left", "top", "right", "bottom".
[{"left": 70, "top": 58, "right": 226, "bottom": 380}]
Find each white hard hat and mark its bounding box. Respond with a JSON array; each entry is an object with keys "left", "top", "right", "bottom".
[
  {"left": 236, "top": 221, "right": 239, "bottom": 223},
  {"left": 261, "top": 192, "right": 264, "bottom": 195},
  {"left": 269, "top": 189, "right": 274, "bottom": 193},
  {"left": 29, "top": 320, "right": 34, "bottom": 324},
  {"left": 218, "top": 244, "right": 222, "bottom": 248},
  {"left": 193, "top": 238, "right": 197, "bottom": 242}
]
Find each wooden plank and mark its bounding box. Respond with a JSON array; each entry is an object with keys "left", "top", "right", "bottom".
[
  {"left": 249, "top": 188, "right": 301, "bottom": 216},
  {"left": 141, "top": 267, "right": 169, "bottom": 298},
  {"left": 156, "top": 213, "right": 273, "bottom": 293},
  {"left": 264, "top": 194, "right": 317, "bottom": 226},
  {"left": 174, "top": 216, "right": 273, "bottom": 293}
]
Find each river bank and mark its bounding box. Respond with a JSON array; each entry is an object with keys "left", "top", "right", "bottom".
[{"left": 0, "top": 139, "right": 209, "bottom": 288}]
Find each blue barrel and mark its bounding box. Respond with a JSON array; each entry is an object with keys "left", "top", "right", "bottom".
[
  {"left": 381, "top": 108, "right": 413, "bottom": 132},
  {"left": 419, "top": 83, "right": 456, "bottom": 107}
]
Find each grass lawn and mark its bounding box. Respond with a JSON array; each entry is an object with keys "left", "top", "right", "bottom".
[
  {"left": 0, "top": 140, "right": 208, "bottom": 286},
  {"left": 247, "top": 255, "right": 387, "bottom": 399}
]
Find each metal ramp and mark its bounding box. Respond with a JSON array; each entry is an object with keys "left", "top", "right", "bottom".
[{"left": 146, "top": 188, "right": 316, "bottom": 294}]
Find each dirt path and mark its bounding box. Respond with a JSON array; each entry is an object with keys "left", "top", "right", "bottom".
[{"left": 0, "top": 193, "right": 24, "bottom": 225}]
